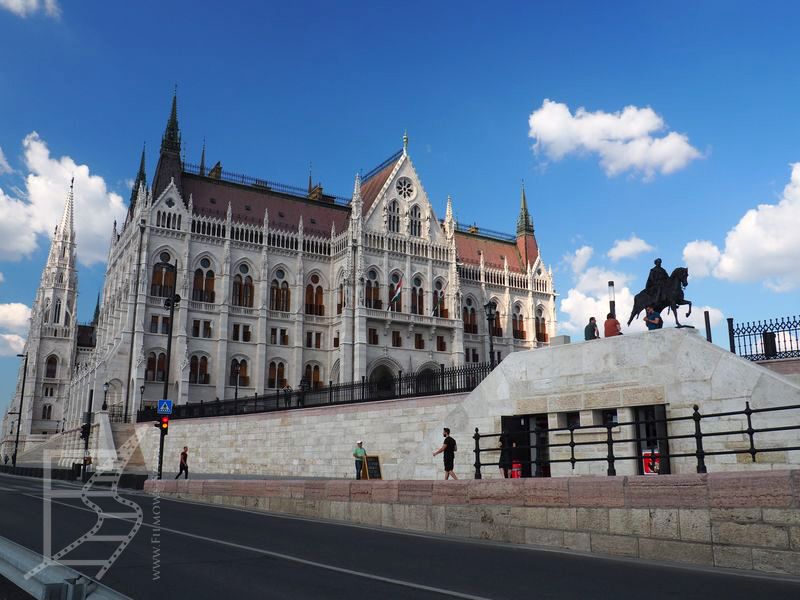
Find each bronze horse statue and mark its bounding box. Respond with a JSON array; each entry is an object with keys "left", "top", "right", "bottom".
[{"left": 628, "top": 267, "right": 693, "bottom": 327}]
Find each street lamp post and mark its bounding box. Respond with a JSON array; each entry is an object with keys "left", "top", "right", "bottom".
[
  {"left": 161, "top": 261, "right": 180, "bottom": 405},
  {"left": 484, "top": 301, "right": 497, "bottom": 370},
  {"left": 608, "top": 280, "right": 616, "bottom": 318},
  {"left": 12, "top": 353, "right": 28, "bottom": 470},
  {"left": 233, "top": 363, "right": 240, "bottom": 400},
  {"left": 139, "top": 384, "right": 145, "bottom": 412},
  {"left": 102, "top": 381, "right": 109, "bottom": 411}
]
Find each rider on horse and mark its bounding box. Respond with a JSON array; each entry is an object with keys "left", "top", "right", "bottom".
[{"left": 646, "top": 258, "right": 669, "bottom": 308}]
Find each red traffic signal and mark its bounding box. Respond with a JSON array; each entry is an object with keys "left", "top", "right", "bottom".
[{"left": 155, "top": 416, "right": 169, "bottom": 435}]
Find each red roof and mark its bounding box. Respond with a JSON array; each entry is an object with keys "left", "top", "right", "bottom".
[
  {"left": 360, "top": 159, "right": 399, "bottom": 216},
  {"left": 182, "top": 174, "right": 350, "bottom": 237},
  {"left": 454, "top": 231, "right": 539, "bottom": 273}
]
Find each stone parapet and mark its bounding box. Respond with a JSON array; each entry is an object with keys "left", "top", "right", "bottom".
[{"left": 146, "top": 469, "right": 800, "bottom": 577}]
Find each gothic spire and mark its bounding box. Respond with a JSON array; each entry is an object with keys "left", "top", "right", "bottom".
[
  {"left": 152, "top": 90, "right": 184, "bottom": 199},
  {"left": 58, "top": 178, "right": 75, "bottom": 241},
  {"left": 199, "top": 139, "right": 206, "bottom": 176},
  {"left": 162, "top": 90, "right": 181, "bottom": 153},
  {"left": 92, "top": 293, "right": 100, "bottom": 325},
  {"left": 516, "top": 181, "right": 534, "bottom": 236},
  {"left": 127, "top": 145, "right": 146, "bottom": 217}
]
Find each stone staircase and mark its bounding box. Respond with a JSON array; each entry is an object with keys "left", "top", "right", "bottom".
[{"left": 110, "top": 422, "right": 148, "bottom": 474}]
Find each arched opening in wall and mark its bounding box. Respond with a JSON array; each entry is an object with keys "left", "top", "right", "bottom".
[
  {"left": 388, "top": 272, "right": 403, "bottom": 313},
  {"left": 330, "top": 359, "right": 340, "bottom": 384},
  {"left": 462, "top": 298, "right": 477, "bottom": 334},
  {"left": 535, "top": 307, "right": 548, "bottom": 343},
  {"left": 156, "top": 352, "right": 166, "bottom": 382},
  {"left": 513, "top": 304, "right": 526, "bottom": 340},
  {"left": 388, "top": 200, "right": 400, "bottom": 233},
  {"left": 415, "top": 368, "right": 439, "bottom": 395},
  {"left": 45, "top": 356, "right": 58, "bottom": 379},
  {"left": 411, "top": 277, "right": 424, "bottom": 315},
  {"left": 410, "top": 205, "right": 421, "bottom": 236},
  {"left": 365, "top": 269, "right": 381, "bottom": 309},
  {"left": 369, "top": 365, "right": 396, "bottom": 399},
  {"left": 337, "top": 283, "right": 344, "bottom": 314},
  {"left": 270, "top": 268, "right": 290, "bottom": 312},
  {"left": 305, "top": 274, "right": 324, "bottom": 316},
  {"left": 150, "top": 252, "right": 175, "bottom": 298},
  {"left": 53, "top": 299, "right": 62, "bottom": 324},
  {"left": 41, "top": 405, "right": 52, "bottom": 420}
]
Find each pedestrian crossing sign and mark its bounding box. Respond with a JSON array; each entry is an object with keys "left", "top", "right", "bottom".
[{"left": 157, "top": 400, "right": 173, "bottom": 415}]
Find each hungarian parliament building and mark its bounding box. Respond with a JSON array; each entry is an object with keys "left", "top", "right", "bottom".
[{"left": 2, "top": 95, "right": 557, "bottom": 450}]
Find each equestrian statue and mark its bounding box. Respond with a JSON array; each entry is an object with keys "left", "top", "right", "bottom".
[{"left": 627, "top": 258, "right": 693, "bottom": 328}]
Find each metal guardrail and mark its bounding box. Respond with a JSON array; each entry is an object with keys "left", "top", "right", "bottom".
[
  {"left": 137, "top": 362, "right": 494, "bottom": 423},
  {"left": 728, "top": 315, "right": 800, "bottom": 361},
  {"left": 473, "top": 401, "right": 800, "bottom": 479}
]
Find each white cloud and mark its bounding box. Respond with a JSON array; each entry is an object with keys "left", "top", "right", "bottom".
[
  {"left": 566, "top": 245, "right": 593, "bottom": 274},
  {"left": 0, "top": 0, "right": 60, "bottom": 17},
  {"left": 0, "top": 303, "right": 31, "bottom": 335},
  {"left": 0, "top": 334, "right": 25, "bottom": 356},
  {"left": 681, "top": 163, "right": 800, "bottom": 291},
  {"left": 0, "top": 132, "right": 127, "bottom": 266},
  {"left": 607, "top": 235, "right": 654, "bottom": 262},
  {"left": 528, "top": 99, "right": 702, "bottom": 179},
  {"left": 683, "top": 240, "right": 721, "bottom": 278},
  {"left": 0, "top": 147, "right": 11, "bottom": 174},
  {"left": 0, "top": 272, "right": 4, "bottom": 283}
]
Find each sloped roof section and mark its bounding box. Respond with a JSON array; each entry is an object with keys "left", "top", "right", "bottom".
[
  {"left": 183, "top": 174, "right": 350, "bottom": 237},
  {"left": 360, "top": 150, "right": 403, "bottom": 215},
  {"left": 454, "top": 230, "right": 540, "bottom": 274}
]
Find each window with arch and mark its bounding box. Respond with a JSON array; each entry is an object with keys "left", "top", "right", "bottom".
[
  {"left": 53, "top": 299, "right": 62, "bottom": 325},
  {"left": 535, "top": 307, "right": 548, "bottom": 343},
  {"left": 150, "top": 252, "right": 175, "bottom": 298},
  {"left": 305, "top": 274, "right": 324, "bottom": 316},
  {"left": 409, "top": 205, "right": 421, "bottom": 236},
  {"left": 512, "top": 305, "right": 526, "bottom": 340},
  {"left": 270, "top": 269, "right": 291, "bottom": 312},
  {"left": 411, "top": 277, "right": 424, "bottom": 315},
  {"left": 232, "top": 266, "right": 255, "bottom": 308},
  {"left": 364, "top": 269, "right": 381, "bottom": 309},
  {"left": 304, "top": 364, "right": 322, "bottom": 390},
  {"left": 189, "top": 355, "right": 210, "bottom": 384},
  {"left": 45, "top": 355, "right": 58, "bottom": 379},
  {"left": 229, "top": 358, "right": 249, "bottom": 387},
  {"left": 490, "top": 302, "right": 503, "bottom": 337},
  {"left": 432, "top": 279, "right": 448, "bottom": 318},
  {"left": 388, "top": 272, "right": 403, "bottom": 313},
  {"left": 57, "top": 272, "right": 64, "bottom": 284},
  {"left": 388, "top": 200, "right": 400, "bottom": 233},
  {"left": 145, "top": 352, "right": 167, "bottom": 382},
  {"left": 192, "top": 258, "right": 215, "bottom": 303},
  {"left": 268, "top": 361, "right": 287, "bottom": 388},
  {"left": 42, "top": 405, "right": 53, "bottom": 420},
  {"left": 462, "top": 298, "right": 477, "bottom": 334},
  {"left": 337, "top": 283, "right": 344, "bottom": 315}
]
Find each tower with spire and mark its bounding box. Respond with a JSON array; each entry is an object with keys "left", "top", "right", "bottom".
[
  {"left": 516, "top": 182, "right": 539, "bottom": 268},
  {"left": 152, "top": 90, "right": 182, "bottom": 201},
  {"left": 4, "top": 181, "right": 79, "bottom": 452}
]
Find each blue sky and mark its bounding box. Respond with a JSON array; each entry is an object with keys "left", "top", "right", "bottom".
[{"left": 1, "top": 1, "right": 799, "bottom": 412}]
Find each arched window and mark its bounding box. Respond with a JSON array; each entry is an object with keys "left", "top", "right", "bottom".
[
  {"left": 491, "top": 303, "right": 503, "bottom": 337},
  {"left": 145, "top": 352, "right": 157, "bottom": 381},
  {"left": 536, "top": 307, "right": 548, "bottom": 343},
  {"left": 513, "top": 305, "right": 526, "bottom": 340},
  {"left": 192, "top": 269, "right": 204, "bottom": 301},
  {"left": 365, "top": 269, "right": 381, "bottom": 309},
  {"left": 305, "top": 274, "right": 324, "bottom": 316},
  {"left": 268, "top": 361, "right": 277, "bottom": 388},
  {"left": 53, "top": 299, "right": 62, "bottom": 324},
  {"left": 462, "top": 298, "right": 477, "bottom": 334},
  {"left": 190, "top": 356, "right": 198, "bottom": 383},
  {"left": 57, "top": 272, "right": 64, "bottom": 284},
  {"left": 388, "top": 272, "right": 402, "bottom": 313},
  {"left": 42, "top": 405, "right": 52, "bottom": 420},
  {"left": 337, "top": 283, "right": 344, "bottom": 314},
  {"left": 410, "top": 205, "right": 421, "bottom": 236},
  {"left": 232, "top": 275, "right": 243, "bottom": 306},
  {"left": 190, "top": 355, "right": 210, "bottom": 384},
  {"left": 270, "top": 269, "right": 290, "bottom": 312},
  {"left": 45, "top": 355, "right": 58, "bottom": 379},
  {"left": 204, "top": 271, "right": 215, "bottom": 303},
  {"left": 150, "top": 252, "right": 175, "bottom": 297},
  {"left": 411, "top": 277, "right": 424, "bottom": 315},
  {"left": 432, "top": 279, "right": 448, "bottom": 318},
  {"left": 156, "top": 352, "right": 167, "bottom": 382},
  {"left": 277, "top": 362, "right": 286, "bottom": 388},
  {"left": 230, "top": 358, "right": 249, "bottom": 386},
  {"left": 303, "top": 364, "right": 322, "bottom": 389},
  {"left": 388, "top": 200, "right": 400, "bottom": 233},
  {"left": 243, "top": 276, "right": 254, "bottom": 308}
]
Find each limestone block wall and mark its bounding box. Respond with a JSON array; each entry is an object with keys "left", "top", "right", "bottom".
[
  {"left": 134, "top": 393, "right": 472, "bottom": 480},
  {"left": 147, "top": 470, "right": 800, "bottom": 576}
]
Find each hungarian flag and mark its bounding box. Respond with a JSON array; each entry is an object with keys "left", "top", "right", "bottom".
[
  {"left": 388, "top": 276, "right": 403, "bottom": 310},
  {"left": 431, "top": 280, "right": 448, "bottom": 316}
]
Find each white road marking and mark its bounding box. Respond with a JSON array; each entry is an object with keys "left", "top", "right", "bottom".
[{"left": 29, "top": 494, "right": 495, "bottom": 600}]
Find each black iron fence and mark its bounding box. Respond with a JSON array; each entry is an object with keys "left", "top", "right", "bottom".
[
  {"left": 728, "top": 315, "right": 800, "bottom": 361},
  {"left": 136, "top": 362, "right": 493, "bottom": 423},
  {"left": 473, "top": 401, "right": 800, "bottom": 479}
]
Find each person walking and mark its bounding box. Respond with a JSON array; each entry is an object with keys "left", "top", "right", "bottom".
[
  {"left": 584, "top": 317, "right": 600, "bottom": 341},
  {"left": 353, "top": 440, "right": 366, "bottom": 480},
  {"left": 604, "top": 313, "right": 622, "bottom": 337},
  {"left": 644, "top": 305, "right": 663, "bottom": 330},
  {"left": 175, "top": 446, "right": 189, "bottom": 479},
  {"left": 433, "top": 427, "right": 458, "bottom": 480}
]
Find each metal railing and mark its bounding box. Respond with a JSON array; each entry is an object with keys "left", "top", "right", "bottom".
[
  {"left": 728, "top": 315, "right": 800, "bottom": 361},
  {"left": 472, "top": 401, "right": 800, "bottom": 478},
  {"left": 136, "top": 362, "right": 493, "bottom": 422}
]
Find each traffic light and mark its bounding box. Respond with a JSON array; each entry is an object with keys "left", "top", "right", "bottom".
[
  {"left": 156, "top": 416, "right": 169, "bottom": 435},
  {"left": 80, "top": 423, "right": 90, "bottom": 440}
]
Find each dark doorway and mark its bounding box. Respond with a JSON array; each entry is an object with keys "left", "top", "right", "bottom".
[
  {"left": 369, "top": 365, "right": 395, "bottom": 399},
  {"left": 415, "top": 369, "right": 439, "bottom": 395},
  {"left": 501, "top": 414, "right": 550, "bottom": 477},
  {"left": 635, "top": 405, "right": 671, "bottom": 475}
]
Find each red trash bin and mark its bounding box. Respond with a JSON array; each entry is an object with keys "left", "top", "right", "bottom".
[{"left": 510, "top": 462, "right": 522, "bottom": 478}]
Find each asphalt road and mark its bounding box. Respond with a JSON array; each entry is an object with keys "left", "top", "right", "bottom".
[{"left": 1, "top": 473, "right": 799, "bottom": 600}]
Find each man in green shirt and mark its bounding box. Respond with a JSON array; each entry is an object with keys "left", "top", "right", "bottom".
[{"left": 353, "top": 440, "right": 367, "bottom": 480}]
